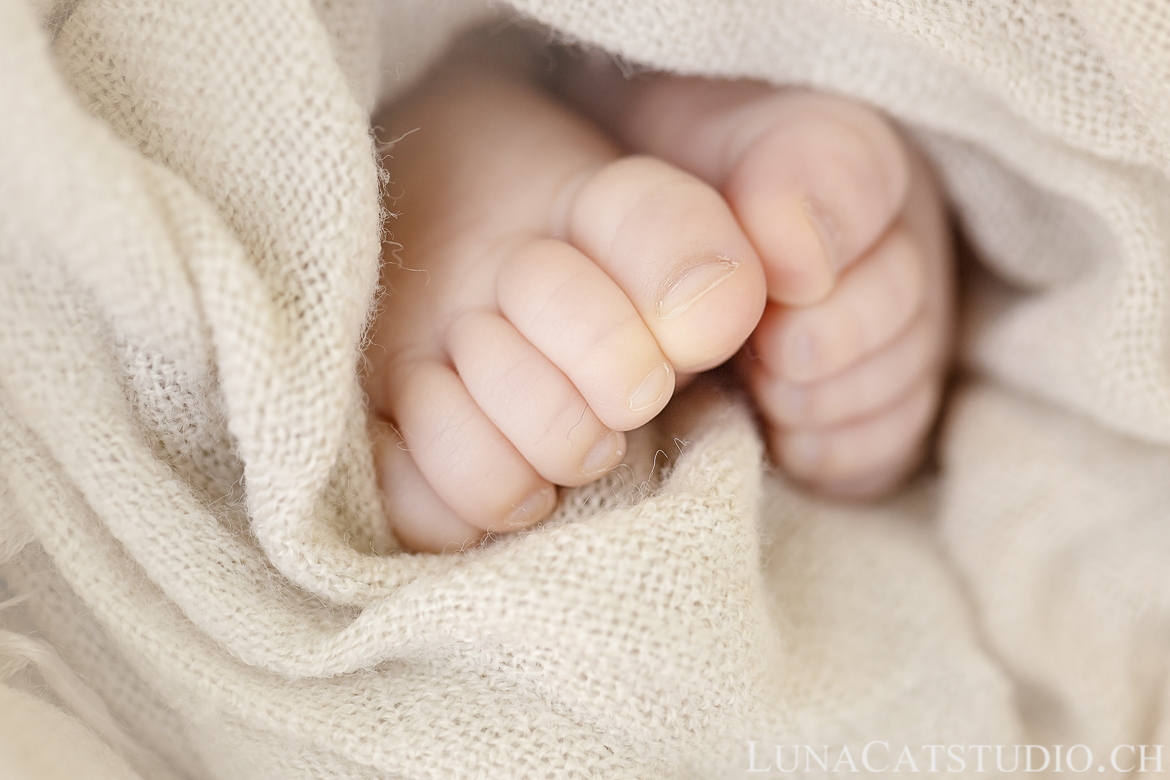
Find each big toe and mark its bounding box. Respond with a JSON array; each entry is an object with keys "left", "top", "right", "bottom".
[
  {"left": 560, "top": 154, "right": 768, "bottom": 377},
  {"left": 723, "top": 91, "right": 911, "bottom": 304}
]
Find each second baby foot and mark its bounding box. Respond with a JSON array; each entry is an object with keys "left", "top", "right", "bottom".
[
  {"left": 365, "top": 56, "right": 767, "bottom": 552},
  {"left": 563, "top": 65, "right": 956, "bottom": 498}
]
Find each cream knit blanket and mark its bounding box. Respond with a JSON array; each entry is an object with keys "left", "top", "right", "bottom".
[{"left": 3, "top": 0, "right": 1170, "bottom": 777}]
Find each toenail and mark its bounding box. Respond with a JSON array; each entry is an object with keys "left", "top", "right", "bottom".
[
  {"left": 782, "top": 433, "right": 822, "bottom": 475},
  {"left": 504, "top": 485, "right": 558, "bottom": 530},
  {"left": 656, "top": 257, "right": 739, "bottom": 320},
  {"left": 802, "top": 197, "right": 843, "bottom": 276},
  {"left": 582, "top": 430, "right": 625, "bottom": 476},
  {"left": 628, "top": 362, "right": 671, "bottom": 412},
  {"left": 784, "top": 330, "right": 819, "bottom": 379}
]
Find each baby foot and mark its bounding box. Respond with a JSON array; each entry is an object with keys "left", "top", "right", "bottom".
[
  {"left": 365, "top": 57, "right": 767, "bottom": 552},
  {"left": 564, "top": 68, "right": 955, "bottom": 497}
]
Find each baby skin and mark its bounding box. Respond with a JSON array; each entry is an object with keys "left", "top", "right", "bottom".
[{"left": 365, "top": 52, "right": 954, "bottom": 553}]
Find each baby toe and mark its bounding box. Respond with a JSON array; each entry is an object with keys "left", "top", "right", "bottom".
[
  {"left": 723, "top": 92, "right": 911, "bottom": 305},
  {"left": 750, "top": 223, "right": 925, "bottom": 384},
  {"left": 387, "top": 357, "right": 558, "bottom": 535},
  {"left": 497, "top": 237, "right": 677, "bottom": 432},
  {"left": 561, "top": 155, "right": 767, "bottom": 377},
  {"left": 773, "top": 379, "right": 941, "bottom": 495},
  {"left": 372, "top": 423, "right": 485, "bottom": 553},
  {"left": 447, "top": 307, "right": 626, "bottom": 485},
  {"left": 749, "top": 303, "right": 939, "bottom": 429}
]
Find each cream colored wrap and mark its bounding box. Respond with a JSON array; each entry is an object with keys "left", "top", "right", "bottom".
[{"left": 2, "top": 0, "right": 1168, "bottom": 777}]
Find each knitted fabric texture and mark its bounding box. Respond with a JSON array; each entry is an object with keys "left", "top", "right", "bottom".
[{"left": 2, "top": 0, "right": 1169, "bottom": 777}]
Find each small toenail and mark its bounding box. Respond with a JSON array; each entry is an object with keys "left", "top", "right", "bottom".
[
  {"left": 504, "top": 486, "right": 557, "bottom": 530},
  {"left": 656, "top": 257, "right": 739, "bottom": 320},
  {"left": 782, "top": 433, "right": 822, "bottom": 475},
  {"left": 582, "top": 430, "right": 625, "bottom": 476},
  {"left": 784, "top": 330, "right": 818, "bottom": 378},
  {"left": 628, "top": 362, "right": 671, "bottom": 412},
  {"left": 802, "top": 197, "right": 844, "bottom": 274}
]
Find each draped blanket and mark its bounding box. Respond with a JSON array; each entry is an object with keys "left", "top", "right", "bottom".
[{"left": 3, "top": 0, "right": 1170, "bottom": 777}]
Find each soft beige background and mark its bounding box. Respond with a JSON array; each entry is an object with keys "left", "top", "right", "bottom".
[{"left": 2, "top": 0, "right": 1169, "bottom": 777}]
